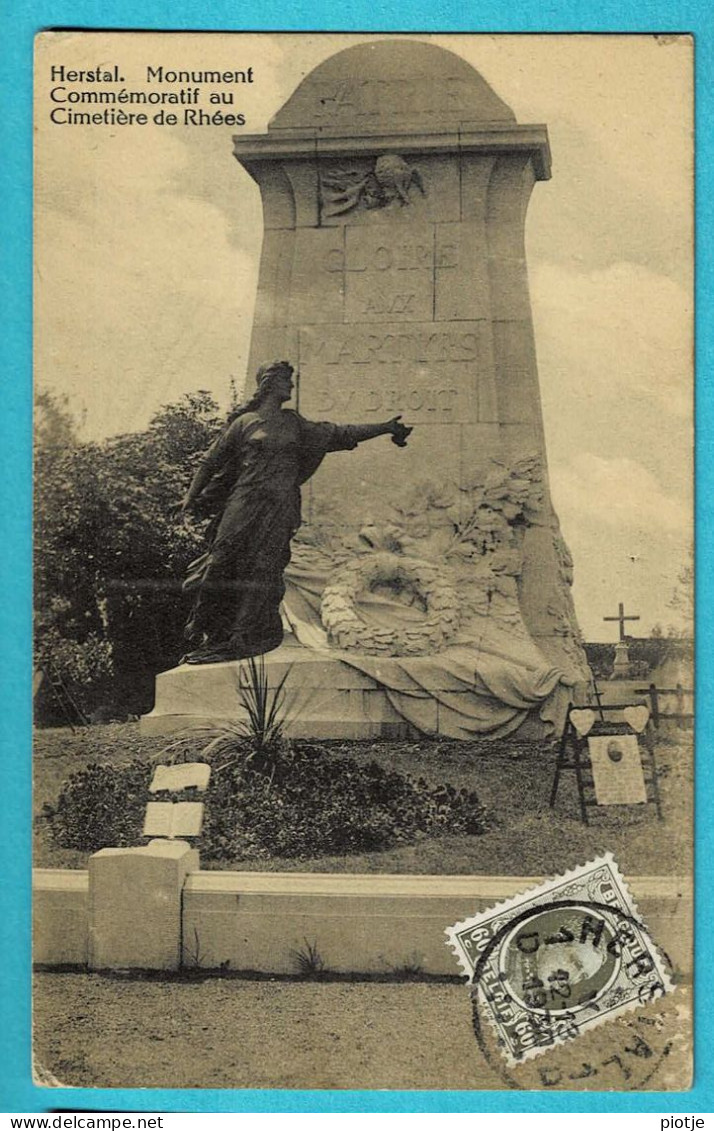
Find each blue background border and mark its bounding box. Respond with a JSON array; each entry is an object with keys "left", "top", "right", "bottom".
[{"left": 2, "top": 0, "right": 711, "bottom": 1113}]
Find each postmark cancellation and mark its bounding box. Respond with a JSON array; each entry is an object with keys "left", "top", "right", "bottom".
[{"left": 445, "top": 854, "right": 674, "bottom": 1066}]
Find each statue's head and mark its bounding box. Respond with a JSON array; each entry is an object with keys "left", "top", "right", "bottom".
[
  {"left": 254, "top": 360, "right": 295, "bottom": 405},
  {"left": 256, "top": 360, "right": 294, "bottom": 388}
]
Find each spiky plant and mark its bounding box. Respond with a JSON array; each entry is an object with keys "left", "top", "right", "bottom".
[{"left": 159, "top": 655, "right": 292, "bottom": 781}]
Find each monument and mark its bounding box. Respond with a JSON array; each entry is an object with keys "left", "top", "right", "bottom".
[{"left": 142, "top": 39, "right": 590, "bottom": 740}]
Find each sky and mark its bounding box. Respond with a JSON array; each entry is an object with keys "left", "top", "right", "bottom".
[{"left": 34, "top": 32, "right": 693, "bottom": 641}]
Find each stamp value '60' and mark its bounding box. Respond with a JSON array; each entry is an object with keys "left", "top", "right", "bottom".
[{"left": 446, "top": 855, "right": 674, "bottom": 1067}]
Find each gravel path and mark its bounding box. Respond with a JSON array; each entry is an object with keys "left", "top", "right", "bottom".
[
  {"left": 34, "top": 975, "right": 490, "bottom": 1091},
  {"left": 33, "top": 973, "right": 691, "bottom": 1092}
]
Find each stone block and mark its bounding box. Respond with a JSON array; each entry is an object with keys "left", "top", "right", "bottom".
[
  {"left": 284, "top": 159, "right": 320, "bottom": 228},
  {"left": 344, "top": 222, "right": 435, "bottom": 324},
  {"left": 242, "top": 159, "right": 296, "bottom": 230},
  {"left": 410, "top": 153, "right": 461, "bottom": 224},
  {"left": 458, "top": 423, "right": 507, "bottom": 486},
  {"left": 474, "top": 325, "right": 498, "bottom": 424},
  {"left": 142, "top": 644, "right": 398, "bottom": 736},
  {"left": 247, "top": 325, "right": 299, "bottom": 380},
  {"left": 144, "top": 641, "right": 518, "bottom": 741},
  {"left": 88, "top": 839, "right": 199, "bottom": 971},
  {"left": 181, "top": 872, "right": 691, "bottom": 980},
  {"left": 490, "top": 320, "right": 541, "bottom": 425},
  {"left": 487, "top": 257, "right": 533, "bottom": 321},
  {"left": 485, "top": 154, "right": 535, "bottom": 258},
  {"left": 434, "top": 222, "right": 490, "bottom": 322},
  {"left": 288, "top": 228, "right": 345, "bottom": 325},
  {"left": 459, "top": 154, "right": 496, "bottom": 223},
  {"left": 491, "top": 318, "right": 538, "bottom": 374},
  {"left": 307, "top": 422, "right": 462, "bottom": 528},
  {"left": 495, "top": 368, "right": 539, "bottom": 426},
  {"left": 498, "top": 421, "right": 542, "bottom": 464},
  {"left": 252, "top": 230, "right": 295, "bottom": 327},
  {"left": 297, "top": 321, "right": 481, "bottom": 425}
]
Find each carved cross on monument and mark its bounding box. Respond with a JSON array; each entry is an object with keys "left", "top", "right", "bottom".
[{"left": 604, "top": 602, "right": 640, "bottom": 642}]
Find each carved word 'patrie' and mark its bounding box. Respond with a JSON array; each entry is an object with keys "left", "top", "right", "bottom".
[
  {"left": 310, "top": 76, "right": 468, "bottom": 120},
  {"left": 304, "top": 328, "right": 478, "bottom": 367},
  {"left": 324, "top": 240, "right": 458, "bottom": 274}
]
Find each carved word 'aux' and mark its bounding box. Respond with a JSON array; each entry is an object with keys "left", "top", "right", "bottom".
[
  {"left": 364, "top": 292, "right": 415, "bottom": 316},
  {"left": 321, "top": 154, "right": 425, "bottom": 217}
]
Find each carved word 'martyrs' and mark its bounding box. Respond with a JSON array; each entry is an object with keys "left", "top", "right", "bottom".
[
  {"left": 321, "top": 154, "right": 425, "bottom": 217},
  {"left": 305, "top": 328, "right": 478, "bottom": 366}
]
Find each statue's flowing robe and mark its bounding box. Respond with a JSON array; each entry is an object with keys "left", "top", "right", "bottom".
[{"left": 183, "top": 410, "right": 358, "bottom": 659}]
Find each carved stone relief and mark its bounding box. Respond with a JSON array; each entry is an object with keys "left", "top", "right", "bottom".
[{"left": 320, "top": 154, "right": 425, "bottom": 220}]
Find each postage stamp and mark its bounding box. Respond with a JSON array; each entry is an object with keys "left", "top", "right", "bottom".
[{"left": 445, "top": 854, "right": 674, "bottom": 1066}]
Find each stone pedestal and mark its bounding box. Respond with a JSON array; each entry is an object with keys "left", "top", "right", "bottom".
[
  {"left": 611, "top": 640, "right": 632, "bottom": 680},
  {"left": 140, "top": 637, "right": 555, "bottom": 740},
  {"left": 88, "top": 839, "right": 198, "bottom": 971},
  {"left": 142, "top": 641, "right": 414, "bottom": 739}
]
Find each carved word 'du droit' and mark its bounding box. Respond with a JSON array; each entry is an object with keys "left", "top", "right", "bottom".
[{"left": 312, "top": 384, "right": 459, "bottom": 416}]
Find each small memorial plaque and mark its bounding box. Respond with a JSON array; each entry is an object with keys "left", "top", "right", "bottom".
[
  {"left": 148, "top": 763, "right": 211, "bottom": 794},
  {"left": 587, "top": 734, "right": 647, "bottom": 806},
  {"left": 142, "top": 801, "right": 205, "bottom": 838}
]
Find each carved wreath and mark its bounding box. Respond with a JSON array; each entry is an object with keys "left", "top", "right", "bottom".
[{"left": 320, "top": 552, "right": 461, "bottom": 656}]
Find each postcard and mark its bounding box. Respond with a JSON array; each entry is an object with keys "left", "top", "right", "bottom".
[{"left": 32, "top": 31, "right": 693, "bottom": 1092}]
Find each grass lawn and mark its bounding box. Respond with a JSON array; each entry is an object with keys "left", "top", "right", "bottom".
[{"left": 33, "top": 721, "right": 692, "bottom": 877}]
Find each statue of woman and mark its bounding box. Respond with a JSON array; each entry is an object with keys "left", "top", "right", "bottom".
[{"left": 180, "top": 360, "right": 412, "bottom": 664}]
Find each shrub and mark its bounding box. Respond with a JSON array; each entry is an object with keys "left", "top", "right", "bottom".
[
  {"left": 46, "top": 759, "right": 150, "bottom": 852},
  {"left": 45, "top": 741, "right": 490, "bottom": 861},
  {"left": 35, "top": 627, "right": 114, "bottom": 722}
]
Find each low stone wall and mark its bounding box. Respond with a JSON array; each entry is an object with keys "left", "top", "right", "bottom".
[
  {"left": 33, "top": 869, "right": 89, "bottom": 966},
  {"left": 34, "top": 865, "right": 692, "bottom": 980}
]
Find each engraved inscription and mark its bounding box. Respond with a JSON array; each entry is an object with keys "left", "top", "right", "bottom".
[
  {"left": 343, "top": 226, "right": 437, "bottom": 324},
  {"left": 299, "top": 322, "right": 481, "bottom": 423},
  {"left": 303, "top": 326, "right": 478, "bottom": 367},
  {"left": 308, "top": 380, "right": 459, "bottom": 418},
  {"left": 363, "top": 292, "right": 416, "bottom": 316},
  {"left": 309, "top": 76, "right": 469, "bottom": 122},
  {"left": 323, "top": 239, "right": 459, "bottom": 273}
]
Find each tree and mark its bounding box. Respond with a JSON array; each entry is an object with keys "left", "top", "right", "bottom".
[
  {"left": 668, "top": 545, "right": 694, "bottom": 637},
  {"left": 35, "top": 390, "right": 225, "bottom": 716}
]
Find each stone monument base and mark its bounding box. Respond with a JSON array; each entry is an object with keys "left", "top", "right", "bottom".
[
  {"left": 140, "top": 635, "right": 564, "bottom": 742},
  {"left": 142, "top": 638, "right": 412, "bottom": 741},
  {"left": 610, "top": 640, "right": 632, "bottom": 680}
]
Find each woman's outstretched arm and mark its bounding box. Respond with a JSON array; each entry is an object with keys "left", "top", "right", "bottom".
[{"left": 349, "top": 415, "right": 413, "bottom": 447}]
